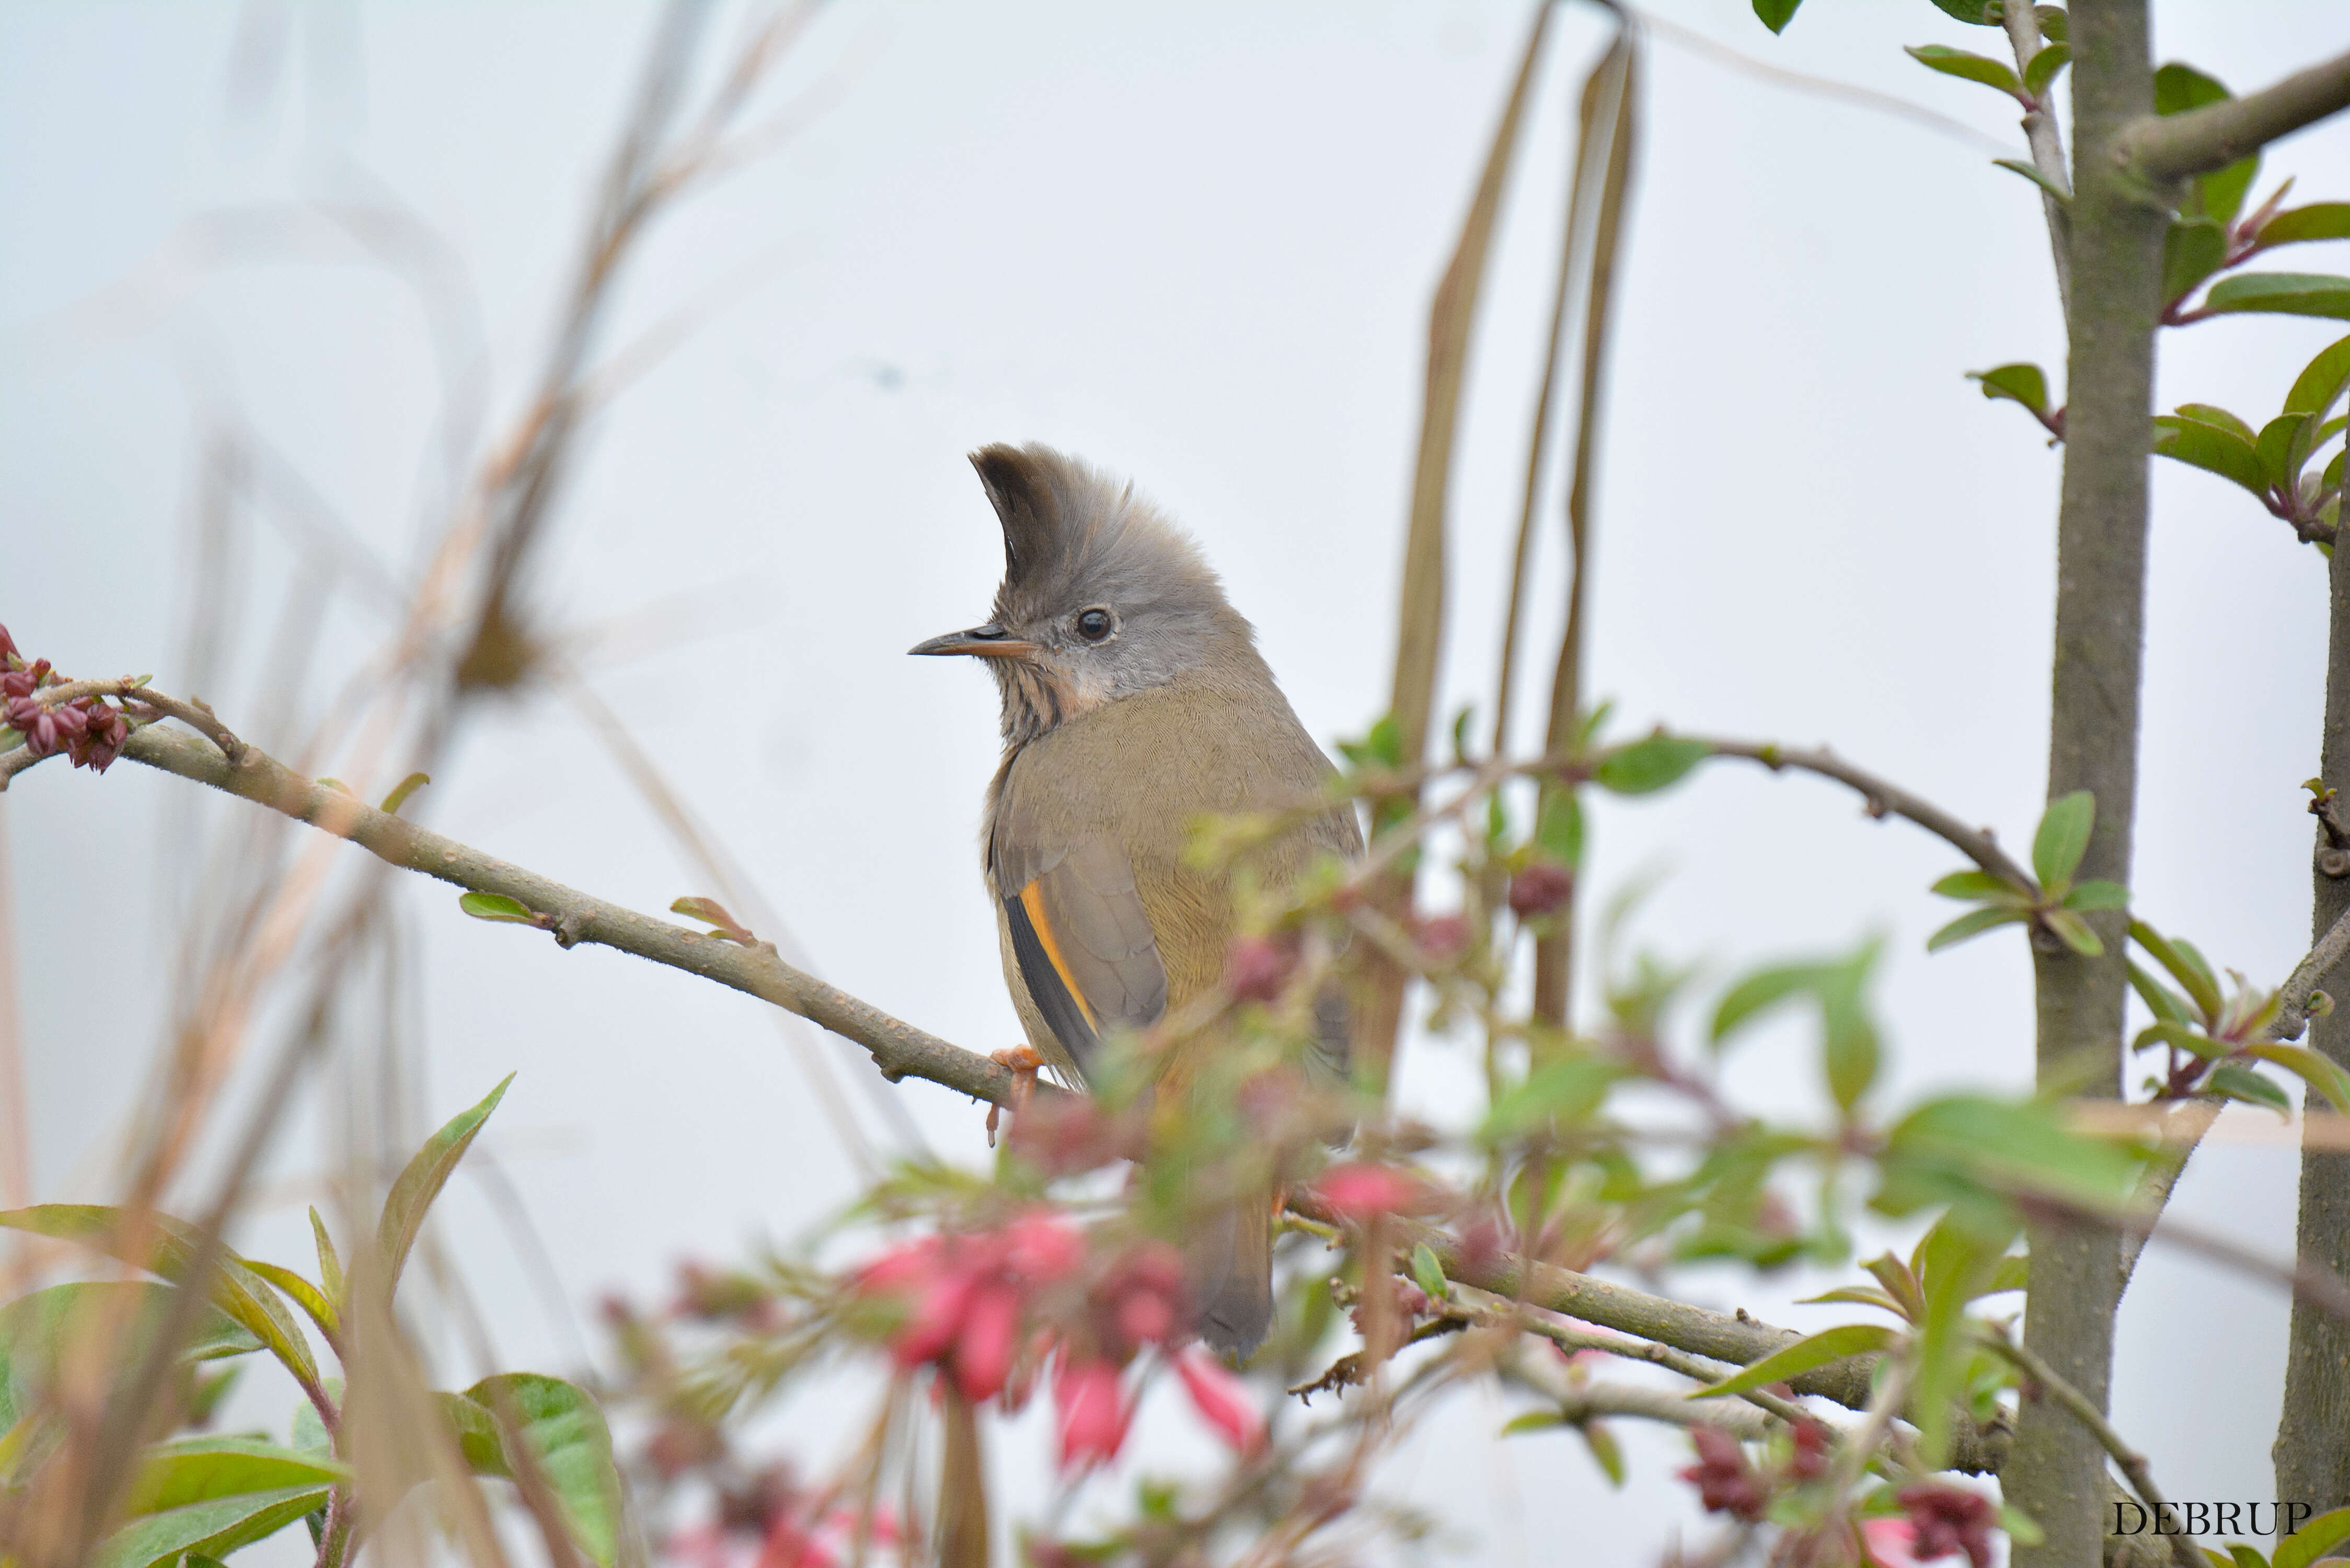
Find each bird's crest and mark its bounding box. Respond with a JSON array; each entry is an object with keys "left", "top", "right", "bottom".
[{"left": 969, "top": 443, "right": 1228, "bottom": 627}]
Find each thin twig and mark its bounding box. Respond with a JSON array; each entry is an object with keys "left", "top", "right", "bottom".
[{"left": 1998, "top": 1, "right": 2071, "bottom": 321}]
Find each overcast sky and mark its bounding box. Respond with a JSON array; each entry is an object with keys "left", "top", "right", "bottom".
[{"left": 6, "top": 1, "right": 2350, "bottom": 1560}]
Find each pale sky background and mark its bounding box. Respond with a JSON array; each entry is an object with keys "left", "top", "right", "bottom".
[{"left": 5, "top": 2, "right": 2350, "bottom": 1562}]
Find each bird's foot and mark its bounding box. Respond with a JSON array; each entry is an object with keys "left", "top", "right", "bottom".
[{"left": 984, "top": 1045, "right": 1044, "bottom": 1148}]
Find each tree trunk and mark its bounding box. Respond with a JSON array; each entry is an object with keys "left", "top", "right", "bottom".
[
  {"left": 2276, "top": 500, "right": 2350, "bottom": 1511},
  {"left": 2009, "top": 2, "right": 2165, "bottom": 1563}
]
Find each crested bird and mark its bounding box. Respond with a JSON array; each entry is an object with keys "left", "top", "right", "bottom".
[{"left": 911, "top": 442, "right": 1362, "bottom": 1358}]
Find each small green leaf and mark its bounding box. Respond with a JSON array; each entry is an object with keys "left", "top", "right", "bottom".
[
  {"left": 1925, "top": 0, "right": 2001, "bottom": 24},
  {"left": 1711, "top": 963, "right": 1824, "bottom": 1044},
  {"left": 377, "top": 1075, "right": 515, "bottom": 1297},
  {"left": 0, "top": 1283, "right": 260, "bottom": 1432},
  {"left": 1926, "top": 906, "right": 2028, "bottom": 953},
  {"left": 2126, "top": 959, "right": 2195, "bottom": 1025},
  {"left": 1751, "top": 0, "right": 1803, "bottom": 33},
  {"left": 308, "top": 1208, "right": 344, "bottom": 1312},
  {"left": 1478, "top": 1056, "right": 1628, "bottom": 1142},
  {"left": 2042, "top": 908, "right": 2105, "bottom": 956},
  {"left": 1877, "top": 1094, "right": 2144, "bottom": 1219},
  {"left": 2284, "top": 332, "right": 2350, "bottom": 418},
  {"left": 2132, "top": 921, "right": 2224, "bottom": 1020},
  {"left": 1337, "top": 713, "right": 1406, "bottom": 771},
  {"left": 2060, "top": 879, "right": 2129, "bottom": 911},
  {"left": 1581, "top": 1420, "right": 1626, "bottom": 1487},
  {"left": 92, "top": 1485, "right": 331, "bottom": 1568},
  {"left": 2262, "top": 205, "right": 2350, "bottom": 250},
  {"left": 1992, "top": 159, "right": 2070, "bottom": 203},
  {"left": 2155, "top": 415, "right": 2270, "bottom": 497},
  {"left": 458, "top": 891, "right": 540, "bottom": 925},
  {"left": 1690, "top": 1323, "right": 1898, "bottom": 1399},
  {"left": 2031, "top": 7, "right": 2067, "bottom": 44},
  {"left": 440, "top": 1388, "right": 510, "bottom": 1475},
  {"left": 1410, "top": 1242, "right": 1450, "bottom": 1303},
  {"left": 2208, "top": 1063, "right": 2293, "bottom": 1115},
  {"left": 2163, "top": 217, "right": 2228, "bottom": 305},
  {"left": 1535, "top": 788, "right": 1584, "bottom": 869},
  {"left": 1793, "top": 1285, "right": 1906, "bottom": 1315},
  {"left": 2258, "top": 413, "right": 2314, "bottom": 489},
  {"left": 1449, "top": 706, "right": 1476, "bottom": 766},
  {"left": 2174, "top": 402, "right": 2259, "bottom": 443},
  {"left": 1905, "top": 45, "right": 2020, "bottom": 95},
  {"left": 2227, "top": 1547, "right": 2272, "bottom": 1568},
  {"left": 1968, "top": 363, "right": 2050, "bottom": 416},
  {"left": 2202, "top": 273, "right": 2350, "bottom": 322},
  {"left": 1500, "top": 1410, "right": 1566, "bottom": 1435},
  {"left": 125, "top": 1436, "right": 349, "bottom": 1514},
  {"left": 2031, "top": 790, "right": 2095, "bottom": 890},
  {"left": 463, "top": 1375, "right": 626, "bottom": 1567},
  {"left": 2132, "top": 1020, "right": 2221, "bottom": 1059},
  {"left": 1593, "top": 735, "right": 1710, "bottom": 796},
  {"left": 2022, "top": 42, "right": 2069, "bottom": 98},
  {"left": 2277, "top": 1506, "right": 2350, "bottom": 1568},
  {"left": 242, "top": 1261, "right": 338, "bottom": 1344},
  {"left": 379, "top": 771, "right": 430, "bottom": 815},
  {"left": 2246, "top": 1043, "right": 2350, "bottom": 1114},
  {"left": 1930, "top": 869, "right": 2026, "bottom": 903}
]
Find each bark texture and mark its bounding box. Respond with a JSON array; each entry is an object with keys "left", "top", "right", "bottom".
[
  {"left": 2276, "top": 502, "right": 2350, "bottom": 1510},
  {"left": 2010, "top": 2, "right": 2165, "bottom": 1563}
]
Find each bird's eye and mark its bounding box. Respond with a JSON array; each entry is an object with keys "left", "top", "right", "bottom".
[{"left": 1075, "top": 608, "right": 1113, "bottom": 642}]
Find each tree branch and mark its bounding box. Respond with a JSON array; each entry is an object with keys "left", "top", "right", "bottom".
[
  {"left": 81, "top": 712, "right": 1021, "bottom": 1108},
  {"left": 2123, "top": 48, "right": 2350, "bottom": 182},
  {"left": 2000, "top": 0, "right": 2073, "bottom": 321}
]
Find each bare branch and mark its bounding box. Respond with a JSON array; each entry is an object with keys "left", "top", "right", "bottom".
[
  {"left": 1998, "top": 1, "right": 2071, "bottom": 320},
  {"left": 2123, "top": 49, "right": 2350, "bottom": 182},
  {"left": 2271, "top": 896, "right": 2350, "bottom": 1042}
]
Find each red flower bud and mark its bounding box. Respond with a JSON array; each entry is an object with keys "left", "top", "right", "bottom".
[
  {"left": 1413, "top": 913, "right": 1472, "bottom": 961},
  {"left": 1052, "top": 1356, "right": 1133, "bottom": 1471},
  {"left": 0, "top": 623, "right": 15, "bottom": 664},
  {"left": 1787, "top": 1418, "right": 1831, "bottom": 1482},
  {"left": 1000, "top": 1210, "right": 1085, "bottom": 1283},
  {"left": 1894, "top": 1483, "right": 1995, "bottom": 1568},
  {"left": 1173, "top": 1346, "right": 1265, "bottom": 1454},
  {"left": 1679, "top": 1428, "right": 1768, "bottom": 1521},
  {"left": 1507, "top": 861, "right": 1574, "bottom": 918},
  {"left": 953, "top": 1280, "right": 1022, "bottom": 1401},
  {"left": 1223, "top": 933, "right": 1299, "bottom": 1004}
]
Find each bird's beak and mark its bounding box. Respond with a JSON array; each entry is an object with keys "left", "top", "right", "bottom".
[{"left": 907, "top": 623, "right": 1040, "bottom": 659}]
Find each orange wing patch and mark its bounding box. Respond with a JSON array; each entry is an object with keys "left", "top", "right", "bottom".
[{"left": 1018, "top": 880, "right": 1100, "bottom": 1031}]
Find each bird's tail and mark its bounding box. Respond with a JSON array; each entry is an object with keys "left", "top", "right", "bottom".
[
  {"left": 1186, "top": 1186, "right": 1274, "bottom": 1360},
  {"left": 937, "top": 1382, "right": 989, "bottom": 1568}
]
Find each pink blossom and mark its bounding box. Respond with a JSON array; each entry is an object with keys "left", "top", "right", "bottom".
[
  {"left": 1174, "top": 1347, "right": 1265, "bottom": 1454},
  {"left": 888, "top": 1258, "right": 982, "bottom": 1369},
  {"left": 1316, "top": 1161, "right": 1426, "bottom": 1221},
  {"left": 1223, "top": 934, "right": 1300, "bottom": 1003},
  {"left": 1414, "top": 913, "right": 1472, "bottom": 961},
  {"left": 953, "top": 1280, "right": 1022, "bottom": 1401},
  {"left": 1859, "top": 1518, "right": 1923, "bottom": 1568},
  {"left": 1000, "top": 1210, "right": 1085, "bottom": 1282},
  {"left": 1052, "top": 1356, "right": 1133, "bottom": 1471}
]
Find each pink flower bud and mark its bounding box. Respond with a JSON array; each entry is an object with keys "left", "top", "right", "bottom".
[
  {"left": 889, "top": 1259, "right": 981, "bottom": 1369},
  {"left": 1115, "top": 1285, "right": 1176, "bottom": 1348},
  {"left": 1052, "top": 1356, "right": 1133, "bottom": 1472},
  {"left": 0, "top": 623, "right": 15, "bottom": 664},
  {"left": 1000, "top": 1211, "right": 1085, "bottom": 1283},
  {"left": 1223, "top": 933, "right": 1300, "bottom": 1003},
  {"left": 1315, "top": 1161, "right": 1426, "bottom": 1221},
  {"left": 1173, "top": 1346, "right": 1265, "bottom": 1454},
  {"left": 1859, "top": 1518, "right": 1922, "bottom": 1568},
  {"left": 1507, "top": 861, "right": 1573, "bottom": 918},
  {"left": 953, "top": 1280, "right": 1021, "bottom": 1402},
  {"left": 1414, "top": 913, "right": 1472, "bottom": 961}
]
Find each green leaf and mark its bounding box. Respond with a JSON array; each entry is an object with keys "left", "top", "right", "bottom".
[
  {"left": 2262, "top": 205, "right": 2350, "bottom": 250},
  {"left": 2174, "top": 402, "right": 2259, "bottom": 443},
  {"left": 2126, "top": 959, "right": 2195, "bottom": 1025},
  {"left": 2163, "top": 217, "right": 2228, "bottom": 305},
  {"left": 1930, "top": 869, "right": 2026, "bottom": 903},
  {"left": 308, "top": 1207, "right": 345, "bottom": 1313},
  {"left": 2032, "top": 7, "right": 2067, "bottom": 45},
  {"left": 2132, "top": 1020, "right": 2226, "bottom": 1059},
  {"left": 2246, "top": 1043, "right": 2350, "bottom": 1114},
  {"left": 0, "top": 1207, "right": 320, "bottom": 1397},
  {"left": 1593, "top": 735, "right": 1710, "bottom": 796},
  {"left": 1499, "top": 1410, "right": 1565, "bottom": 1435},
  {"left": 462, "top": 1374, "right": 627, "bottom": 1567},
  {"left": 1905, "top": 44, "right": 2020, "bottom": 95},
  {"left": 2202, "top": 273, "right": 2350, "bottom": 322},
  {"left": 1877, "top": 1094, "right": 2143, "bottom": 1219},
  {"left": 1581, "top": 1420, "right": 1626, "bottom": 1488},
  {"left": 1711, "top": 963, "right": 1825, "bottom": 1043},
  {"left": 2207, "top": 1064, "right": 2292, "bottom": 1115},
  {"left": 1337, "top": 713, "right": 1406, "bottom": 771},
  {"left": 1410, "top": 1242, "right": 1450, "bottom": 1303},
  {"left": 458, "top": 891, "right": 540, "bottom": 925},
  {"left": 1926, "top": 906, "right": 2027, "bottom": 953},
  {"left": 0, "top": 1283, "right": 260, "bottom": 1432},
  {"left": 2060, "top": 879, "right": 2129, "bottom": 911},
  {"left": 1992, "top": 159, "right": 2070, "bottom": 203},
  {"left": 1823, "top": 984, "right": 1881, "bottom": 1115},
  {"left": 378, "top": 1074, "right": 515, "bottom": 1297},
  {"left": 243, "top": 1260, "right": 338, "bottom": 1343},
  {"left": 2276, "top": 1506, "right": 2350, "bottom": 1568},
  {"left": 2132, "top": 921, "right": 2224, "bottom": 1020},
  {"left": 91, "top": 1485, "right": 330, "bottom": 1568},
  {"left": 2155, "top": 415, "right": 2271, "bottom": 497},
  {"left": 2042, "top": 908, "right": 2104, "bottom": 957},
  {"left": 1967, "top": 363, "right": 2051, "bottom": 416},
  {"left": 2256, "top": 413, "right": 2313, "bottom": 489},
  {"left": 125, "top": 1436, "right": 349, "bottom": 1514},
  {"left": 1478, "top": 1056, "right": 1628, "bottom": 1142},
  {"left": 1535, "top": 788, "right": 1584, "bottom": 869},
  {"left": 1793, "top": 1285, "right": 1906, "bottom": 1315},
  {"left": 1690, "top": 1323, "right": 1898, "bottom": 1399},
  {"left": 2022, "top": 42, "right": 2069, "bottom": 98},
  {"left": 379, "top": 771, "right": 430, "bottom": 815},
  {"left": 2153, "top": 64, "right": 2257, "bottom": 226},
  {"left": 2153, "top": 62, "right": 2229, "bottom": 117},
  {"left": 2228, "top": 1549, "right": 2272, "bottom": 1568},
  {"left": 1925, "top": 0, "right": 2001, "bottom": 24},
  {"left": 440, "top": 1388, "right": 509, "bottom": 1474},
  {"left": 1751, "top": 0, "right": 1802, "bottom": 33},
  {"left": 2031, "top": 790, "right": 2095, "bottom": 890},
  {"left": 2284, "top": 333, "right": 2350, "bottom": 418}
]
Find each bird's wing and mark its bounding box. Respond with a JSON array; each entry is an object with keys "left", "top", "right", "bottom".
[{"left": 996, "top": 834, "right": 1168, "bottom": 1083}]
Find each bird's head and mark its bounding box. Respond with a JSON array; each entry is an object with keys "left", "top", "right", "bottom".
[{"left": 910, "top": 443, "right": 1258, "bottom": 745}]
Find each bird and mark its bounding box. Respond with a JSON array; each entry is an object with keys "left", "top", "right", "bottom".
[{"left": 911, "top": 442, "right": 1363, "bottom": 1358}]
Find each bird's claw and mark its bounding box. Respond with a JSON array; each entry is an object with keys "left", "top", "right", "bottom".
[{"left": 985, "top": 1046, "right": 1043, "bottom": 1147}]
